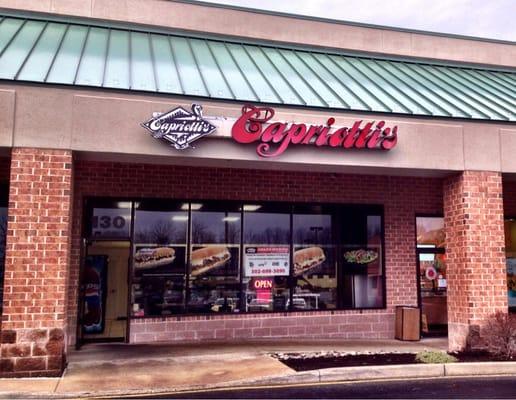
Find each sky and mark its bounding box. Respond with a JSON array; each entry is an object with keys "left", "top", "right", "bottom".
[{"left": 202, "top": 0, "right": 516, "bottom": 42}]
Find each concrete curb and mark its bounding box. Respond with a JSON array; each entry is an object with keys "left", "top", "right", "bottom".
[
  {"left": 1, "top": 362, "right": 516, "bottom": 398},
  {"left": 319, "top": 363, "right": 444, "bottom": 382},
  {"left": 444, "top": 361, "right": 516, "bottom": 377},
  {"left": 248, "top": 361, "right": 516, "bottom": 387}
]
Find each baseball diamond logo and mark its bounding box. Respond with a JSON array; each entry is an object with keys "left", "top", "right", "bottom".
[{"left": 142, "top": 104, "right": 216, "bottom": 150}]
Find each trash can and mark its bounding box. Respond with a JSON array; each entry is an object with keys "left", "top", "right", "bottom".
[{"left": 395, "top": 306, "right": 420, "bottom": 341}]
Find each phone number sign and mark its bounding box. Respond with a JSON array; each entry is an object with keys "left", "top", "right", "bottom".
[{"left": 244, "top": 246, "right": 290, "bottom": 277}]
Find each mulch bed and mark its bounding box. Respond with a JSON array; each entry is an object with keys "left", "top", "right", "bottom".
[{"left": 275, "top": 352, "right": 515, "bottom": 372}]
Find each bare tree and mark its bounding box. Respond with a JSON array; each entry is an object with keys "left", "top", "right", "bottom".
[
  {"left": 134, "top": 229, "right": 153, "bottom": 244},
  {"left": 192, "top": 219, "right": 216, "bottom": 243},
  {"left": 225, "top": 223, "right": 240, "bottom": 244},
  {"left": 151, "top": 220, "right": 176, "bottom": 244}
]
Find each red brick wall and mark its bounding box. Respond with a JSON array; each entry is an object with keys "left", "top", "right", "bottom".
[
  {"left": 0, "top": 148, "right": 73, "bottom": 377},
  {"left": 130, "top": 312, "right": 393, "bottom": 342},
  {"left": 444, "top": 171, "right": 507, "bottom": 351},
  {"left": 68, "top": 160, "right": 443, "bottom": 345}
]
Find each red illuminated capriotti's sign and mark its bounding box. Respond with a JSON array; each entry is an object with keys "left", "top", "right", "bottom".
[{"left": 231, "top": 104, "right": 398, "bottom": 157}]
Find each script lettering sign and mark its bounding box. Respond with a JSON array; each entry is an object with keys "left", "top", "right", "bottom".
[{"left": 232, "top": 104, "right": 398, "bottom": 157}]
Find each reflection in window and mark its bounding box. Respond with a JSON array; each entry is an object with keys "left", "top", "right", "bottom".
[
  {"left": 189, "top": 204, "right": 241, "bottom": 314},
  {"left": 134, "top": 211, "right": 187, "bottom": 244},
  {"left": 340, "top": 209, "right": 384, "bottom": 309},
  {"left": 191, "top": 209, "right": 241, "bottom": 244},
  {"left": 83, "top": 199, "right": 387, "bottom": 317},
  {"left": 351, "top": 215, "right": 383, "bottom": 308},
  {"left": 244, "top": 212, "right": 290, "bottom": 244},
  {"left": 416, "top": 217, "right": 445, "bottom": 248},
  {"left": 243, "top": 205, "right": 291, "bottom": 312},
  {"left": 131, "top": 202, "right": 187, "bottom": 317},
  {"left": 293, "top": 210, "right": 336, "bottom": 310},
  {"left": 504, "top": 219, "right": 516, "bottom": 310},
  {"left": 416, "top": 216, "right": 447, "bottom": 333}
]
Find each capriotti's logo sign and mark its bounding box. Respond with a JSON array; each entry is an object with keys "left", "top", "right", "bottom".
[
  {"left": 142, "top": 104, "right": 216, "bottom": 150},
  {"left": 231, "top": 104, "right": 398, "bottom": 157}
]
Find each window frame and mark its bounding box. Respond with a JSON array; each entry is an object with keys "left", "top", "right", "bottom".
[
  {"left": 82, "top": 197, "right": 387, "bottom": 318},
  {"left": 415, "top": 214, "right": 446, "bottom": 327},
  {"left": 504, "top": 215, "right": 516, "bottom": 314}
]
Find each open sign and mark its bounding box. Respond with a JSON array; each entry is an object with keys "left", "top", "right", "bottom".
[{"left": 253, "top": 279, "right": 273, "bottom": 289}]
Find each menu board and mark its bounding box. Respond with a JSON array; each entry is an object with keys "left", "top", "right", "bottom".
[
  {"left": 244, "top": 246, "right": 290, "bottom": 277},
  {"left": 507, "top": 258, "right": 516, "bottom": 307}
]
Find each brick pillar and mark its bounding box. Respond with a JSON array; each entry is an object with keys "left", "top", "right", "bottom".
[
  {"left": 443, "top": 171, "right": 507, "bottom": 352},
  {"left": 0, "top": 148, "right": 73, "bottom": 377}
]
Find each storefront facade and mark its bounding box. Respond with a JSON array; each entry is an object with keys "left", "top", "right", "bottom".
[{"left": 0, "top": 0, "right": 514, "bottom": 377}]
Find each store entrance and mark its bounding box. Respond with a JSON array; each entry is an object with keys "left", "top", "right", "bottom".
[
  {"left": 78, "top": 240, "right": 130, "bottom": 345},
  {"left": 416, "top": 216, "right": 447, "bottom": 337},
  {"left": 417, "top": 250, "right": 447, "bottom": 336}
]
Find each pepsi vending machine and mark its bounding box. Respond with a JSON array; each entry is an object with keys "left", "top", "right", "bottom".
[{"left": 83, "top": 255, "right": 108, "bottom": 334}]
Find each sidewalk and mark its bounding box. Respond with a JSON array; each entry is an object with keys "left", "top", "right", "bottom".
[{"left": 1, "top": 338, "right": 515, "bottom": 398}]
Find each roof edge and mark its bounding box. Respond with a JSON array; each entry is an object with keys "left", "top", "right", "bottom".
[
  {"left": 1, "top": 9, "right": 515, "bottom": 74},
  {"left": 174, "top": 0, "right": 516, "bottom": 46}
]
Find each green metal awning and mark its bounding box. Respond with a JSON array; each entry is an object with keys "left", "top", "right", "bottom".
[{"left": 0, "top": 14, "right": 515, "bottom": 121}]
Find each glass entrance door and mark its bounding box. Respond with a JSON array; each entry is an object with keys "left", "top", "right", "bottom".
[
  {"left": 78, "top": 240, "right": 130, "bottom": 344},
  {"left": 416, "top": 216, "right": 447, "bottom": 337},
  {"left": 418, "top": 251, "right": 447, "bottom": 336}
]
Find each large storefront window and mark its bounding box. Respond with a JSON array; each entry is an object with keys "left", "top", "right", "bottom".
[
  {"left": 132, "top": 201, "right": 187, "bottom": 317},
  {"left": 189, "top": 203, "right": 241, "bottom": 313},
  {"left": 504, "top": 219, "right": 516, "bottom": 311},
  {"left": 84, "top": 200, "right": 386, "bottom": 318},
  {"left": 293, "top": 205, "right": 336, "bottom": 310},
  {"left": 340, "top": 211, "right": 384, "bottom": 308},
  {"left": 243, "top": 204, "right": 291, "bottom": 312}
]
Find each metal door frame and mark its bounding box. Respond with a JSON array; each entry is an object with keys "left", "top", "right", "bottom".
[
  {"left": 416, "top": 247, "right": 446, "bottom": 336},
  {"left": 76, "top": 238, "right": 131, "bottom": 349}
]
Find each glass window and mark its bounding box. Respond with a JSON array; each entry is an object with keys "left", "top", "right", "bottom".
[
  {"left": 89, "top": 200, "right": 132, "bottom": 238},
  {"left": 351, "top": 215, "right": 383, "bottom": 308},
  {"left": 416, "top": 216, "right": 447, "bottom": 334},
  {"left": 131, "top": 201, "right": 187, "bottom": 317},
  {"left": 189, "top": 203, "right": 241, "bottom": 314},
  {"left": 504, "top": 219, "right": 516, "bottom": 311},
  {"left": 292, "top": 206, "right": 336, "bottom": 310},
  {"left": 340, "top": 208, "right": 384, "bottom": 308},
  {"left": 83, "top": 198, "right": 388, "bottom": 318},
  {"left": 243, "top": 204, "right": 291, "bottom": 312},
  {"left": 417, "top": 217, "right": 445, "bottom": 249}
]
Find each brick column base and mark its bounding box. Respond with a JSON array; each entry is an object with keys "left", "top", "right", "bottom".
[
  {"left": 444, "top": 171, "right": 508, "bottom": 352},
  {"left": 1, "top": 329, "right": 65, "bottom": 377},
  {"left": 0, "top": 148, "right": 72, "bottom": 377}
]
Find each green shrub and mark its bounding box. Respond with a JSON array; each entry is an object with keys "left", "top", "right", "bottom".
[{"left": 415, "top": 351, "right": 458, "bottom": 364}]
